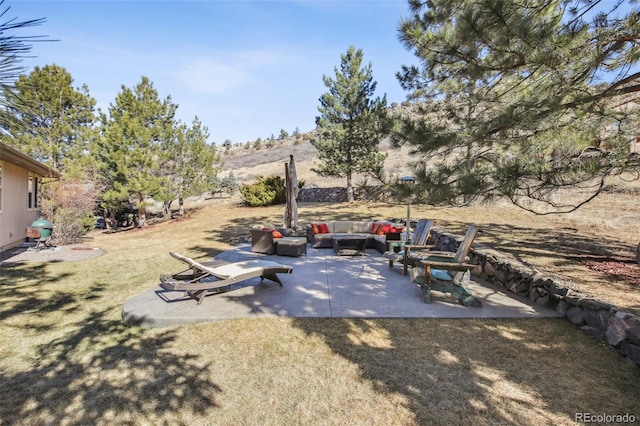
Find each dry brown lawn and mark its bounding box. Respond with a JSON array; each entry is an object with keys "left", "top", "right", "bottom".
[{"left": 1, "top": 195, "right": 639, "bottom": 425}]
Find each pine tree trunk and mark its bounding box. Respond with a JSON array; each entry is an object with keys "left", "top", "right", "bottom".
[
  {"left": 138, "top": 195, "right": 146, "bottom": 227},
  {"left": 179, "top": 198, "right": 185, "bottom": 218},
  {"left": 162, "top": 200, "right": 172, "bottom": 218},
  {"left": 106, "top": 208, "right": 115, "bottom": 230},
  {"left": 346, "top": 174, "right": 354, "bottom": 203}
]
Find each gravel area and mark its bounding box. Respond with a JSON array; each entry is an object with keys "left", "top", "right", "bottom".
[{"left": 0, "top": 244, "right": 105, "bottom": 264}]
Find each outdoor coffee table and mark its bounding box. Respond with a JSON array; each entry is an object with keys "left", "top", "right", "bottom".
[{"left": 331, "top": 234, "right": 368, "bottom": 256}]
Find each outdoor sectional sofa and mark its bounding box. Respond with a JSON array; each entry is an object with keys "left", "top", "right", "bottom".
[{"left": 306, "top": 220, "right": 403, "bottom": 254}]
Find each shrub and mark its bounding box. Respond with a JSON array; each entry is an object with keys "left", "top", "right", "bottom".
[
  {"left": 40, "top": 176, "right": 101, "bottom": 245},
  {"left": 240, "top": 175, "right": 286, "bottom": 207}
]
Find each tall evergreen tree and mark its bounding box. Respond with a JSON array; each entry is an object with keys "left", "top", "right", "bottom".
[
  {"left": 394, "top": 0, "right": 640, "bottom": 212},
  {"left": 313, "top": 46, "right": 390, "bottom": 202},
  {"left": 97, "top": 76, "right": 177, "bottom": 227},
  {"left": 3, "top": 64, "right": 97, "bottom": 171},
  {"left": 220, "top": 171, "right": 238, "bottom": 196},
  {"left": 159, "top": 116, "right": 220, "bottom": 218}
]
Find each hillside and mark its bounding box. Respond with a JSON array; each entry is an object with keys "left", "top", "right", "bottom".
[{"left": 219, "top": 136, "right": 414, "bottom": 187}]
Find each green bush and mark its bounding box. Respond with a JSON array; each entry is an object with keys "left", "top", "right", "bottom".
[{"left": 240, "top": 175, "right": 286, "bottom": 207}]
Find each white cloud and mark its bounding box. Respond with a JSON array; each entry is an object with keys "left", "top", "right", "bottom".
[
  {"left": 175, "top": 49, "right": 290, "bottom": 95},
  {"left": 175, "top": 57, "right": 248, "bottom": 94}
]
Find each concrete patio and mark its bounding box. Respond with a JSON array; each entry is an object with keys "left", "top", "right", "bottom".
[{"left": 122, "top": 244, "right": 562, "bottom": 327}]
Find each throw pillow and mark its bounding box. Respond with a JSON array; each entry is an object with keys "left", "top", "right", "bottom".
[
  {"left": 371, "top": 223, "right": 383, "bottom": 234},
  {"left": 311, "top": 223, "right": 320, "bottom": 234},
  {"left": 378, "top": 224, "right": 392, "bottom": 235},
  {"left": 271, "top": 230, "right": 284, "bottom": 238},
  {"left": 318, "top": 223, "right": 330, "bottom": 234}
]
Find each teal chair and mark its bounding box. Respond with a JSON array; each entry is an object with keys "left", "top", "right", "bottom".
[{"left": 409, "top": 226, "right": 482, "bottom": 307}]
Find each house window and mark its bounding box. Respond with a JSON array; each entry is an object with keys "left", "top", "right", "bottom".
[
  {"left": 34, "top": 176, "right": 40, "bottom": 208},
  {"left": 28, "top": 175, "right": 33, "bottom": 209},
  {"left": 27, "top": 174, "right": 40, "bottom": 210}
]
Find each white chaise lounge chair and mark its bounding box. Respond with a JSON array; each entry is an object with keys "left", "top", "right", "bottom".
[{"left": 160, "top": 252, "right": 293, "bottom": 304}]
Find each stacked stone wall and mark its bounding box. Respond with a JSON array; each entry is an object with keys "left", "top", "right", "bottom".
[
  {"left": 298, "top": 187, "right": 347, "bottom": 203},
  {"left": 430, "top": 228, "right": 640, "bottom": 366},
  {"left": 297, "top": 186, "right": 384, "bottom": 203}
]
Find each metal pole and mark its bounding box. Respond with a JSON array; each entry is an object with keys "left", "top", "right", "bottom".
[
  {"left": 398, "top": 175, "right": 415, "bottom": 240},
  {"left": 406, "top": 196, "right": 411, "bottom": 236}
]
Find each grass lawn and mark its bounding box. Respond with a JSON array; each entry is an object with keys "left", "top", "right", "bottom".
[{"left": 1, "top": 198, "right": 639, "bottom": 425}]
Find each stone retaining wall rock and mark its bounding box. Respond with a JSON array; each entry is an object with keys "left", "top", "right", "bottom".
[
  {"left": 429, "top": 227, "right": 640, "bottom": 366},
  {"left": 297, "top": 186, "right": 382, "bottom": 203},
  {"left": 298, "top": 187, "right": 347, "bottom": 203}
]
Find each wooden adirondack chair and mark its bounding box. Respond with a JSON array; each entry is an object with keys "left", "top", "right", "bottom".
[
  {"left": 409, "top": 226, "right": 482, "bottom": 307},
  {"left": 385, "top": 219, "right": 434, "bottom": 275}
]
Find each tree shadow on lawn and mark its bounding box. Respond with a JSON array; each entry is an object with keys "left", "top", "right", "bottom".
[
  {"left": 0, "top": 308, "right": 221, "bottom": 424},
  {"left": 434, "top": 219, "right": 639, "bottom": 312},
  {"left": 292, "top": 317, "right": 640, "bottom": 424},
  {"left": 432, "top": 219, "right": 634, "bottom": 267},
  {"left": 202, "top": 213, "right": 286, "bottom": 247},
  {"left": 0, "top": 262, "right": 82, "bottom": 328},
  {"left": 1, "top": 258, "right": 223, "bottom": 423}
]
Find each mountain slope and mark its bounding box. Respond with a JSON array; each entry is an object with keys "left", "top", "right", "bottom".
[{"left": 219, "top": 137, "right": 414, "bottom": 187}]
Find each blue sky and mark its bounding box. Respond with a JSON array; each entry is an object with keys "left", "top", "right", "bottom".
[{"left": 12, "top": 0, "right": 416, "bottom": 144}]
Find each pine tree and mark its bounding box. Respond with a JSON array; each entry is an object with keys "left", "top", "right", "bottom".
[
  {"left": 3, "top": 64, "right": 96, "bottom": 171},
  {"left": 313, "top": 46, "right": 390, "bottom": 202},
  {"left": 96, "top": 76, "right": 177, "bottom": 227},
  {"left": 220, "top": 172, "right": 238, "bottom": 196},
  {"left": 0, "top": 2, "right": 48, "bottom": 132},
  {"left": 160, "top": 116, "right": 220, "bottom": 218},
  {"left": 394, "top": 0, "right": 640, "bottom": 212}
]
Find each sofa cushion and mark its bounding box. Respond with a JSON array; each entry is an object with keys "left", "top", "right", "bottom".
[
  {"left": 432, "top": 269, "right": 453, "bottom": 281},
  {"left": 352, "top": 221, "right": 371, "bottom": 233},
  {"left": 372, "top": 235, "right": 386, "bottom": 243},
  {"left": 333, "top": 221, "right": 353, "bottom": 233},
  {"left": 318, "top": 223, "right": 330, "bottom": 234}
]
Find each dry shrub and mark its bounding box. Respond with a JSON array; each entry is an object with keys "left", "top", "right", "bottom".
[{"left": 40, "top": 177, "right": 101, "bottom": 245}]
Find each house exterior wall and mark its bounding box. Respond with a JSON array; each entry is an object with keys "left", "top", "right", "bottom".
[{"left": 0, "top": 160, "right": 43, "bottom": 251}]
